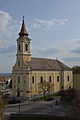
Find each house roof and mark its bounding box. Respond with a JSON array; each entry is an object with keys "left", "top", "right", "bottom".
[
  {"left": 0, "top": 76, "right": 5, "bottom": 83},
  {"left": 25, "top": 57, "right": 71, "bottom": 71}
]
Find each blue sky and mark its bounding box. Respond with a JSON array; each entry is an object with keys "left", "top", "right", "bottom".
[{"left": 0, "top": 0, "right": 80, "bottom": 72}]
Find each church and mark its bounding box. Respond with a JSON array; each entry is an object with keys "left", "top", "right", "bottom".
[{"left": 12, "top": 18, "right": 73, "bottom": 98}]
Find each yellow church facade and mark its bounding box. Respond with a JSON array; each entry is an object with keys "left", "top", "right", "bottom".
[{"left": 12, "top": 18, "right": 73, "bottom": 98}]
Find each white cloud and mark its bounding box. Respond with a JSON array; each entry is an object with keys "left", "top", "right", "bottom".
[
  {"left": 0, "top": 10, "right": 19, "bottom": 44},
  {"left": 31, "top": 45, "right": 62, "bottom": 59},
  {"left": 31, "top": 18, "right": 68, "bottom": 29},
  {"left": 31, "top": 36, "right": 80, "bottom": 67},
  {"left": 0, "top": 45, "right": 16, "bottom": 54},
  {"left": 0, "top": 11, "right": 11, "bottom": 27}
]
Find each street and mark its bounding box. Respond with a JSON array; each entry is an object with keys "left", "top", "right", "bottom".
[{"left": 5, "top": 99, "right": 69, "bottom": 117}]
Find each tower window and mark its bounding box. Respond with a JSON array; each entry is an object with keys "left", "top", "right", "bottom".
[
  {"left": 49, "top": 76, "right": 51, "bottom": 82},
  {"left": 57, "top": 76, "right": 59, "bottom": 82},
  {"left": 18, "top": 44, "right": 20, "bottom": 51},
  {"left": 18, "top": 76, "right": 20, "bottom": 83},
  {"left": 40, "top": 76, "right": 43, "bottom": 83},
  {"left": 32, "top": 76, "right": 34, "bottom": 84},
  {"left": 25, "top": 44, "right": 28, "bottom": 51},
  {"left": 18, "top": 61, "right": 20, "bottom": 66},
  {"left": 67, "top": 76, "right": 69, "bottom": 81}
]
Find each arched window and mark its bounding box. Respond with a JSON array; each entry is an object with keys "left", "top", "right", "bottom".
[
  {"left": 18, "top": 76, "right": 20, "bottom": 83},
  {"left": 18, "top": 61, "right": 20, "bottom": 66},
  {"left": 49, "top": 76, "right": 51, "bottom": 82},
  {"left": 57, "top": 76, "right": 59, "bottom": 82},
  {"left": 67, "top": 76, "right": 69, "bottom": 81},
  {"left": 32, "top": 76, "right": 34, "bottom": 84},
  {"left": 40, "top": 76, "right": 43, "bottom": 83},
  {"left": 18, "top": 44, "right": 20, "bottom": 51},
  {"left": 25, "top": 44, "right": 28, "bottom": 51}
]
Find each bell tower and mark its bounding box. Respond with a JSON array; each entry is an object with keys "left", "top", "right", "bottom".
[
  {"left": 12, "top": 17, "right": 31, "bottom": 97},
  {"left": 16, "top": 17, "right": 31, "bottom": 65}
]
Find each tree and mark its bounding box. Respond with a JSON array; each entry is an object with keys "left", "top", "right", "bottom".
[
  {"left": 0, "top": 93, "right": 7, "bottom": 120},
  {"left": 38, "top": 80, "right": 54, "bottom": 100},
  {"left": 68, "top": 91, "right": 80, "bottom": 119},
  {"left": 58, "top": 89, "right": 75, "bottom": 102}
]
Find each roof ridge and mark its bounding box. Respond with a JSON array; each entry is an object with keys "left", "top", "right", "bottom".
[{"left": 31, "top": 57, "right": 56, "bottom": 61}]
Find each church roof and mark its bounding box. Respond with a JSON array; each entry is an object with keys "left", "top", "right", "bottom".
[
  {"left": 25, "top": 57, "right": 71, "bottom": 71},
  {"left": 19, "top": 17, "right": 29, "bottom": 37}
]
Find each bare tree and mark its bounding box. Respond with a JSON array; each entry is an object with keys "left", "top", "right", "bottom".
[
  {"left": 38, "top": 80, "right": 54, "bottom": 100},
  {"left": 0, "top": 92, "right": 8, "bottom": 120},
  {"left": 67, "top": 91, "right": 80, "bottom": 119}
]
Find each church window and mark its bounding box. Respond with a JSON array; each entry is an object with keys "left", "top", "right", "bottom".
[
  {"left": 62, "top": 86, "right": 63, "bottom": 89},
  {"left": 25, "top": 44, "right": 28, "bottom": 51},
  {"left": 17, "top": 88, "right": 20, "bottom": 97},
  {"left": 69, "top": 86, "right": 71, "bottom": 89},
  {"left": 40, "top": 76, "right": 43, "bottom": 83},
  {"left": 18, "top": 76, "right": 20, "bottom": 83},
  {"left": 57, "top": 76, "right": 59, "bottom": 82},
  {"left": 32, "top": 76, "right": 34, "bottom": 84},
  {"left": 18, "top": 61, "right": 20, "bottom": 66},
  {"left": 18, "top": 44, "right": 20, "bottom": 51},
  {"left": 67, "top": 76, "right": 69, "bottom": 81},
  {"left": 49, "top": 76, "right": 51, "bottom": 82}
]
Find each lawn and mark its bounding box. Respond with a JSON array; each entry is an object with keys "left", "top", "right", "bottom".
[{"left": 32, "top": 93, "right": 58, "bottom": 101}]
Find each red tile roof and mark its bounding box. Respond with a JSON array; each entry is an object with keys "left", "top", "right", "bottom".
[{"left": 0, "top": 76, "right": 5, "bottom": 83}]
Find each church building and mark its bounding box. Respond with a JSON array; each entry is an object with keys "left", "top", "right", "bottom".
[{"left": 12, "top": 18, "right": 73, "bottom": 98}]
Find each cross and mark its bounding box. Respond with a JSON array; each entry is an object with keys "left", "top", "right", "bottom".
[{"left": 23, "top": 16, "right": 24, "bottom": 20}]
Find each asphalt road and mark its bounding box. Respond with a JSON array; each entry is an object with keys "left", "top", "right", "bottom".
[{"left": 5, "top": 100, "right": 68, "bottom": 117}]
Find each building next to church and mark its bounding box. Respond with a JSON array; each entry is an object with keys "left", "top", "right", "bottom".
[
  {"left": 72, "top": 66, "right": 80, "bottom": 91},
  {"left": 12, "top": 18, "right": 73, "bottom": 98}
]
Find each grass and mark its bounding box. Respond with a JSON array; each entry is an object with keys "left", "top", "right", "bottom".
[{"left": 32, "top": 93, "right": 58, "bottom": 101}]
